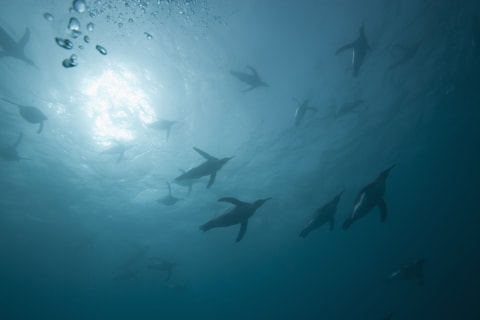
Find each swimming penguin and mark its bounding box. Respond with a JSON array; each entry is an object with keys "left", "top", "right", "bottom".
[
  {"left": 2, "top": 97, "right": 47, "bottom": 133},
  {"left": 158, "top": 182, "right": 182, "bottom": 205},
  {"left": 99, "top": 142, "right": 134, "bottom": 163},
  {"left": 294, "top": 99, "right": 318, "bottom": 128},
  {"left": 147, "top": 119, "right": 177, "bottom": 142},
  {"left": 335, "top": 24, "right": 370, "bottom": 77},
  {"left": 200, "top": 197, "right": 271, "bottom": 242},
  {"left": 0, "top": 26, "right": 37, "bottom": 68},
  {"left": 343, "top": 165, "right": 395, "bottom": 230},
  {"left": 230, "top": 65, "right": 269, "bottom": 92},
  {"left": 386, "top": 259, "right": 426, "bottom": 287},
  {"left": 173, "top": 168, "right": 201, "bottom": 196},
  {"left": 148, "top": 258, "right": 177, "bottom": 281},
  {"left": 299, "top": 192, "right": 343, "bottom": 238},
  {"left": 0, "top": 132, "right": 25, "bottom": 162},
  {"left": 174, "top": 147, "right": 233, "bottom": 188}
]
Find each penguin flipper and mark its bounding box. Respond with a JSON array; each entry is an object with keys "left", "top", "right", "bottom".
[
  {"left": 378, "top": 198, "right": 387, "bottom": 222},
  {"left": 37, "top": 121, "right": 43, "bottom": 134},
  {"left": 207, "top": 172, "right": 216, "bottom": 188},
  {"left": 18, "top": 28, "right": 30, "bottom": 53},
  {"left": 335, "top": 42, "right": 355, "bottom": 55},
  {"left": 193, "top": 147, "right": 214, "bottom": 160},
  {"left": 218, "top": 197, "right": 245, "bottom": 206},
  {"left": 236, "top": 220, "right": 248, "bottom": 242},
  {"left": 246, "top": 65, "right": 258, "bottom": 76}
]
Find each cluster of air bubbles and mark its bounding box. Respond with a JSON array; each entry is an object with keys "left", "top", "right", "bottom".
[
  {"left": 68, "top": 17, "right": 82, "bottom": 38},
  {"left": 62, "top": 54, "right": 78, "bottom": 68},
  {"left": 55, "top": 37, "right": 74, "bottom": 50},
  {"left": 44, "top": 0, "right": 110, "bottom": 69}
]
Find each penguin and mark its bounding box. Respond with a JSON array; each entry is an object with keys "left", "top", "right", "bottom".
[
  {"left": 294, "top": 98, "right": 318, "bottom": 128},
  {"left": 173, "top": 168, "right": 201, "bottom": 196},
  {"left": 335, "top": 24, "right": 370, "bottom": 77},
  {"left": 2, "top": 97, "right": 47, "bottom": 133},
  {"left": 99, "top": 142, "right": 134, "bottom": 163},
  {"left": 0, "top": 27, "right": 37, "bottom": 68},
  {"left": 158, "top": 182, "right": 182, "bottom": 205},
  {"left": 343, "top": 165, "right": 395, "bottom": 230},
  {"left": 0, "top": 132, "right": 25, "bottom": 162},
  {"left": 147, "top": 119, "right": 177, "bottom": 142},
  {"left": 299, "top": 192, "right": 343, "bottom": 238},
  {"left": 200, "top": 197, "right": 271, "bottom": 242},
  {"left": 386, "top": 259, "right": 426, "bottom": 287},
  {"left": 230, "top": 65, "right": 269, "bottom": 92},
  {"left": 174, "top": 147, "right": 233, "bottom": 188},
  {"left": 148, "top": 258, "right": 177, "bottom": 281}
]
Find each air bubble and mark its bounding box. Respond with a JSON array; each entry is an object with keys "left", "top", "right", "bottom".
[
  {"left": 87, "top": 23, "right": 94, "bottom": 32},
  {"left": 68, "top": 17, "right": 81, "bottom": 32},
  {"left": 144, "top": 32, "right": 153, "bottom": 40},
  {"left": 96, "top": 45, "right": 107, "bottom": 55},
  {"left": 62, "top": 54, "right": 78, "bottom": 68},
  {"left": 55, "top": 37, "right": 74, "bottom": 50},
  {"left": 43, "top": 13, "right": 54, "bottom": 21},
  {"left": 73, "top": 0, "right": 86, "bottom": 13}
]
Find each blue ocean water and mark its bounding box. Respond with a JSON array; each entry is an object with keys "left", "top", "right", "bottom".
[{"left": 0, "top": 0, "right": 479, "bottom": 319}]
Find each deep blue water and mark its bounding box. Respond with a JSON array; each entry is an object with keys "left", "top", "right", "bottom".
[{"left": 1, "top": 0, "right": 479, "bottom": 319}]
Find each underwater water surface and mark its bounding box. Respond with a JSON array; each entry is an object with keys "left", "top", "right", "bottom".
[{"left": 0, "top": 0, "right": 479, "bottom": 319}]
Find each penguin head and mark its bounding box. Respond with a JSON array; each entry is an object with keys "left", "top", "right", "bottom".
[
  {"left": 220, "top": 156, "right": 234, "bottom": 167},
  {"left": 254, "top": 197, "right": 272, "bottom": 208},
  {"left": 379, "top": 164, "right": 396, "bottom": 180}
]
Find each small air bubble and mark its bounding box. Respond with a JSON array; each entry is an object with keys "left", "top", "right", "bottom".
[
  {"left": 87, "top": 23, "right": 94, "bottom": 32},
  {"left": 43, "top": 13, "right": 54, "bottom": 21},
  {"left": 62, "top": 54, "right": 78, "bottom": 68},
  {"left": 68, "top": 17, "right": 81, "bottom": 32},
  {"left": 55, "top": 37, "right": 74, "bottom": 50},
  {"left": 73, "top": 0, "right": 86, "bottom": 13},
  {"left": 96, "top": 45, "right": 107, "bottom": 55},
  {"left": 84, "top": 35, "right": 90, "bottom": 43},
  {"left": 144, "top": 32, "right": 153, "bottom": 40}
]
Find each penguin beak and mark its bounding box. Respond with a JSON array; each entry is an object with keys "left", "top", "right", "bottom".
[{"left": 382, "top": 164, "right": 396, "bottom": 176}]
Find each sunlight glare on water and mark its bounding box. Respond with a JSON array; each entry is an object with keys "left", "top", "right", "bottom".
[{"left": 82, "top": 64, "right": 156, "bottom": 146}]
